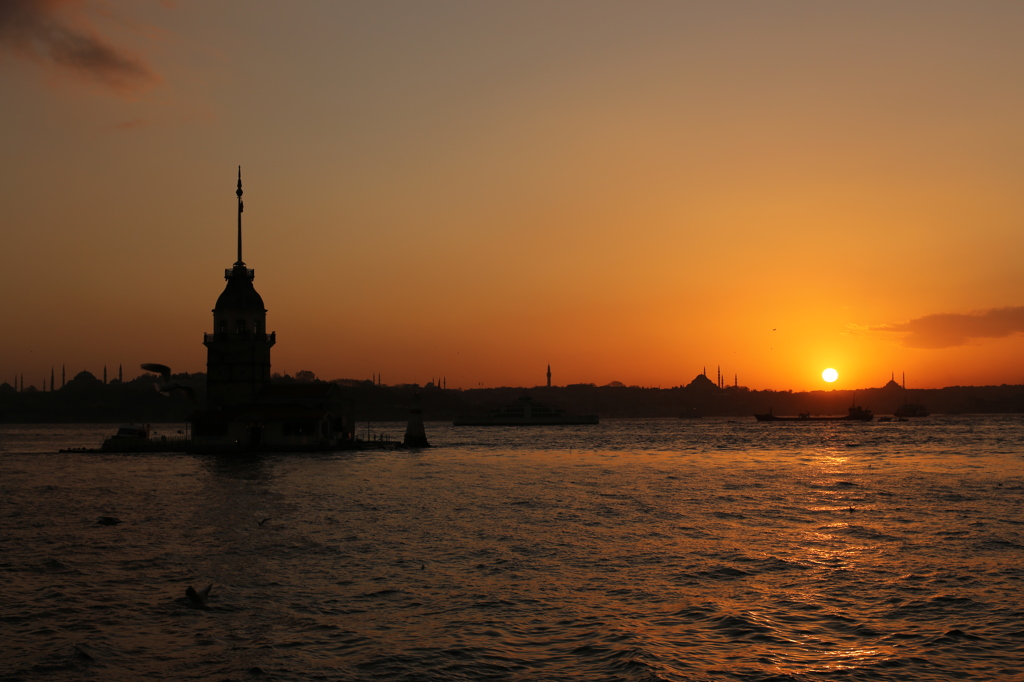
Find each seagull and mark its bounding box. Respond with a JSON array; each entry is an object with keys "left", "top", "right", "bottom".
[
  {"left": 185, "top": 584, "right": 213, "bottom": 609},
  {"left": 140, "top": 363, "right": 196, "bottom": 403},
  {"left": 257, "top": 517, "right": 271, "bottom": 527}
]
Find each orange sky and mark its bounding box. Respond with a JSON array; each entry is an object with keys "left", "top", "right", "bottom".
[{"left": 4, "top": 1, "right": 1024, "bottom": 391}]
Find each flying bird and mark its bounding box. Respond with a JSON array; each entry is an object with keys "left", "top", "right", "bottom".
[{"left": 140, "top": 363, "right": 196, "bottom": 403}]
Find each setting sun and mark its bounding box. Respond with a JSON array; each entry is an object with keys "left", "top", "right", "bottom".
[{"left": 822, "top": 368, "right": 839, "bottom": 383}]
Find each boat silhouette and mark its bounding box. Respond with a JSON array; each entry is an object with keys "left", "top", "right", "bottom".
[{"left": 754, "top": 405, "right": 873, "bottom": 422}]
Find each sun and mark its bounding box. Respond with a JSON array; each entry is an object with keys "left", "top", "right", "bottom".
[{"left": 822, "top": 368, "right": 839, "bottom": 383}]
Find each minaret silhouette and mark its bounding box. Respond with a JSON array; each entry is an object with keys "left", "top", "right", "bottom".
[
  {"left": 547, "top": 364, "right": 551, "bottom": 387},
  {"left": 50, "top": 367, "right": 54, "bottom": 392},
  {"left": 62, "top": 364, "right": 65, "bottom": 388},
  {"left": 203, "top": 167, "right": 276, "bottom": 408},
  {"left": 103, "top": 366, "right": 107, "bottom": 384}
]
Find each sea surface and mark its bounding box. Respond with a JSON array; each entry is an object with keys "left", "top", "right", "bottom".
[{"left": 1, "top": 417, "right": 1023, "bottom": 681}]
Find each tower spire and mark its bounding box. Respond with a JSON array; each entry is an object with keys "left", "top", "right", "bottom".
[{"left": 236, "top": 166, "right": 244, "bottom": 266}]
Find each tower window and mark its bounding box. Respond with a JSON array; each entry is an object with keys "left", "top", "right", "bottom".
[{"left": 236, "top": 320, "right": 246, "bottom": 335}]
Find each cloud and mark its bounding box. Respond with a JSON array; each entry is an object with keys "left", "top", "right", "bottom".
[
  {"left": 868, "top": 306, "right": 1024, "bottom": 349},
  {"left": 0, "top": 0, "right": 160, "bottom": 95}
]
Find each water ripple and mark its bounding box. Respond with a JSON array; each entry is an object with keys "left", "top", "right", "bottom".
[{"left": 2, "top": 419, "right": 1023, "bottom": 680}]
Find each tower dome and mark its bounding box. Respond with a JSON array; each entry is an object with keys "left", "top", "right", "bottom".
[{"left": 215, "top": 264, "right": 265, "bottom": 312}]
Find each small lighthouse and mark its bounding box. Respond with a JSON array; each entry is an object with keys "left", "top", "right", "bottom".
[{"left": 403, "top": 393, "right": 430, "bottom": 448}]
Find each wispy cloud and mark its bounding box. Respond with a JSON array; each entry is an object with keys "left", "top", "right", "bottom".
[
  {"left": 866, "top": 306, "right": 1024, "bottom": 349},
  {"left": 0, "top": 0, "right": 161, "bottom": 95}
]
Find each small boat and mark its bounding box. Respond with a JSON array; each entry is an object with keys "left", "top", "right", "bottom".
[
  {"left": 453, "top": 395, "right": 598, "bottom": 426},
  {"left": 105, "top": 423, "right": 151, "bottom": 442},
  {"left": 754, "top": 406, "right": 873, "bottom": 422},
  {"left": 99, "top": 423, "right": 191, "bottom": 453},
  {"left": 99, "top": 423, "right": 152, "bottom": 452}
]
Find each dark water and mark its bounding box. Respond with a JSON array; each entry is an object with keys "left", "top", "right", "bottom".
[{"left": 2, "top": 417, "right": 1023, "bottom": 681}]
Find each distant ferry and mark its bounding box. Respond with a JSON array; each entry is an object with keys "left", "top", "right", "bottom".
[
  {"left": 453, "top": 395, "right": 599, "bottom": 426},
  {"left": 894, "top": 403, "right": 929, "bottom": 418},
  {"left": 754, "top": 406, "right": 874, "bottom": 422}
]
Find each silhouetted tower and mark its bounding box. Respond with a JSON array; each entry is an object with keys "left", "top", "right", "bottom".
[
  {"left": 103, "top": 365, "right": 107, "bottom": 384},
  {"left": 118, "top": 364, "right": 123, "bottom": 383},
  {"left": 203, "top": 168, "right": 276, "bottom": 408},
  {"left": 62, "top": 364, "right": 65, "bottom": 388},
  {"left": 50, "top": 367, "right": 54, "bottom": 391},
  {"left": 403, "top": 393, "right": 430, "bottom": 448},
  {"left": 547, "top": 364, "right": 551, "bottom": 388}
]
